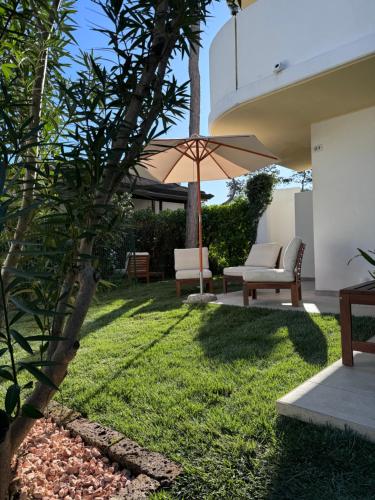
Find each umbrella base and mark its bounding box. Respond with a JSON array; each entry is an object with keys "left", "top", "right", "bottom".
[{"left": 185, "top": 293, "right": 217, "bottom": 304}]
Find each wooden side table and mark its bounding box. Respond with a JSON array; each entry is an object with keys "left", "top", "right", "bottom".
[{"left": 339, "top": 280, "right": 375, "bottom": 366}]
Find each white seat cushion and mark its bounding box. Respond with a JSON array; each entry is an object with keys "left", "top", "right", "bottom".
[
  {"left": 243, "top": 268, "right": 295, "bottom": 283},
  {"left": 176, "top": 269, "right": 212, "bottom": 280},
  {"left": 283, "top": 237, "right": 302, "bottom": 272},
  {"left": 223, "top": 265, "right": 268, "bottom": 277},
  {"left": 174, "top": 247, "right": 209, "bottom": 271},
  {"left": 245, "top": 243, "right": 281, "bottom": 268}
]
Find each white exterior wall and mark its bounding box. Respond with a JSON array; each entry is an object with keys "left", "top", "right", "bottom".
[
  {"left": 133, "top": 199, "right": 185, "bottom": 212},
  {"left": 257, "top": 188, "right": 315, "bottom": 278},
  {"left": 312, "top": 106, "right": 375, "bottom": 291},
  {"left": 257, "top": 188, "right": 299, "bottom": 260},
  {"left": 133, "top": 199, "right": 153, "bottom": 211},
  {"left": 295, "top": 191, "right": 315, "bottom": 278},
  {"left": 210, "top": 0, "right": 375, "bottom": 122},
  {"left": 162, "top": 201, "right": 185, "bottom": 212}
]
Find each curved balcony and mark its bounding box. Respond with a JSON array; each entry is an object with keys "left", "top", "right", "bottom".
[{"left": 209, "top": 0, "right": 375, "bottom": 168}]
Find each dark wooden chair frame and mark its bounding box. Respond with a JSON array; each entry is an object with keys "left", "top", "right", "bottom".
[
  {"left": 176, "top": 277, "right": 213, "bottom": 298},
  {"left": 127, "top": 254, "right": 151, "bottom": 283},
  {"left": 340, "top": 280, "right": 375, "bottom": 366},
  {"left": 243, "top": 243, "right": 305, "bottom": 307},
  {"left": 223, "top": 247, "right": 282, "bottom": 293}
]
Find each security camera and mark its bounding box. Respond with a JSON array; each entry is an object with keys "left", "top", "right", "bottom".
[{"left": 273, "top": 62, "right": 286, "bottom": 74}]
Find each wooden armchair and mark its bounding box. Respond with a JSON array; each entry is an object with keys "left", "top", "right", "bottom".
[
  {"left": 174, "top": 247, "right": 213, "bottom": 297},
  {"left": 223, "top": 243, "right": 282, "bottom": 293},
  {"left": 243, "top": 239, "right": 305, "bottom": 307}
]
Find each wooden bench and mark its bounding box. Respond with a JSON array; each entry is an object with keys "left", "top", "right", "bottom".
[{"left": 340, "top": 280, "right": 375, "bottom": 366}]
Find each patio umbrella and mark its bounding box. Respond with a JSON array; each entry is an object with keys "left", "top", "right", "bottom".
[{"left": 134, "top": 135, "right": 278, "bottom": 298}]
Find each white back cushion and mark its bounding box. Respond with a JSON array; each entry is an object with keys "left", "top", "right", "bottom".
[
  {"left": 283, "top": 237, "right": 303, "bottom": 271},
  {"left": 174, "top": 247, "right": 209, "bottom": 271},
  {"left": 245, "top": 243, "right": 281, "bottom": 268}
]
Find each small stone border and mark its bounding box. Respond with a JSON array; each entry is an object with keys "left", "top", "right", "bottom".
[{"left": 46, "top": 401, "right": 182, "bottom": 499}]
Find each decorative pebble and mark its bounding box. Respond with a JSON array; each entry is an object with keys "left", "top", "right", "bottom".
[{"left": 12, "top": 419, "right": 131, "bottom": 499}]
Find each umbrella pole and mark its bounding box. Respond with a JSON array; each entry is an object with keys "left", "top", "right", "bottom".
[{"left": 196, "top": 157, "right": 204, "bottom": 295}]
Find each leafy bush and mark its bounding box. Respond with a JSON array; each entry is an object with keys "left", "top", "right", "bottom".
[
  {"left": 101, "top": 173, "right": 276, "bottom": 277},
  {"left": 106, "top": 174, "right": 276, "bottom": 277},
  {"left": 133, "top": 209, "right": 186, "bottom": 277},
  {"left": 246, "top": 172, "right": 275, "bottom": 245},
  {"left": 202, "top": 198, "right": 252, "bottom": 274}
]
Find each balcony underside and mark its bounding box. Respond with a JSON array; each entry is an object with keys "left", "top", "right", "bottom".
[{"left": 210, "top": 56, "right": 375, "bottom": 170}]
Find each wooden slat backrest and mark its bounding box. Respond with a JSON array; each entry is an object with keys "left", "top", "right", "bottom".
[
  {"left": 295, "top": 243, "right": 306, "bottom": 282},
  {"left": 128, "top": 254, "right": 150, "bottom": 277}
]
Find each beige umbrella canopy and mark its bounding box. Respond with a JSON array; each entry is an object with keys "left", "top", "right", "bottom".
[
  {"left": 132, "top": 135, "right": 278, "bottom": 296},
  {"left": 135, "top": 135, "right": 277, "bottom": 183}
]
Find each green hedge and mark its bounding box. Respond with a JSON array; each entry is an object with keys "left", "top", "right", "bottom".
[
  {"left": 132, "top": 198, "right": 253, "bottom": 276},
  {"left": 130, "top": 173, "right": 276, "bottom": 277},
  {"left": 133, "top": 209, "right": 186, "bottom": 277},
  {"left": 202, "top": 199, "right": 252, "bottom": 274}
]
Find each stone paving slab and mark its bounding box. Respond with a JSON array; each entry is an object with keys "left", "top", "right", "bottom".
[
  {"left": 277, "top": 347, "right": 375, "bottom": 442},
  {"left": 213, "top": 281, "right": 375, "bottom": 316}
]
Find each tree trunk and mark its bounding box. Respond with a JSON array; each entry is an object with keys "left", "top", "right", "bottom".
[
  {"left": 0, "top": 2, "right": 204, "bottom": 494},
  {"left": 185, "top": 21, "right": 200, "bottom": 248},
  {"left": 0, "top": 432, "right": 12, "bottom": 500}
]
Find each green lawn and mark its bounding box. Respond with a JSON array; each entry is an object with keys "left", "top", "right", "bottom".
[{"left": 57, "top": 280, "right": 375, "bottom": 499}]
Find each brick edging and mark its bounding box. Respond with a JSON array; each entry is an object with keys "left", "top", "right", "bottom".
[{"left": 46, "top": 401, "right": 182, "bottom": 499}]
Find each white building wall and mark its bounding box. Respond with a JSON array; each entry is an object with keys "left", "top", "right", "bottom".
[
  {"left": 257, "top": 188, "right": 299, "bottom": 260},
  {"left": 257, "top": 188, "right": 315, "bottom": 278},
  {"left": 295, "top": 191, "right": 315, "bottom": 278},
  {"left": 162, "top": 201, "right": 185, "bottom": 212},
  {"left": 133, "top": 199, "right": 185, "bottom": 212},
  {"left": 133, "top": 199, "right": 153, "bottom": 211},
  {"left": 312, "top": 106, "right": 375, "bottom": 291},
  {"left": 210, "top": 0, "right": 375, "bottom": 120}
]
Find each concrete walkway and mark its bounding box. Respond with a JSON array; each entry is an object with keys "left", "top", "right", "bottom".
[
  {"left": 213, "top": 280, "right": 375, "bottom": 317},
  {"left": 277, "top": 347, "right": 375, "bottom": 443},
  {"left": 213, "top": 280, "right": 375, "bottom": 441}
]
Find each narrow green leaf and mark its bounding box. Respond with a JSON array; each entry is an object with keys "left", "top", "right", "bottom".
[
  {"left": 27, "top": 335, "right": 67, "bottom": 342},
  {"left": 10, "top": 330, "right": 33, "bottom": 355},
  {"left": 10, "top": 297, "right": 59, "bottom": 318},
  {"left": 5, "top": 384, "right": 20, "bottom": 416},
  {"left": 0, "top": 368, "right": 14, "bottom": 382},
  {"left": 33, "top": 315, "right": 45, "bottom": 333},
  {"left": 9, "top": 310, "right": 26, "bottom": 326},
  {"left": 3, "top": 267, "right": 53, "bottom": 281},
  {"left": 18, "top": 363, "right": 58, "bottom": 390},
  {"left": 358, "top": 249, "right": 375, "bottom": 267}
]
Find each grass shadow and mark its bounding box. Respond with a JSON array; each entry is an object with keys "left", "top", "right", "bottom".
[
  {"left": 263, "top": 416, "right": 375, "bottom": 499},
  {"left": 76, "top": 308, "right": 192, "bottom": 408},
  {"left": 197, "top": 304, "right": 329, "bottom": 366}
]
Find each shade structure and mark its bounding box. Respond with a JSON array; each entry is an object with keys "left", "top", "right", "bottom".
[{"left": 132, "top": 135, "right": 278, "bottom": 296}]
